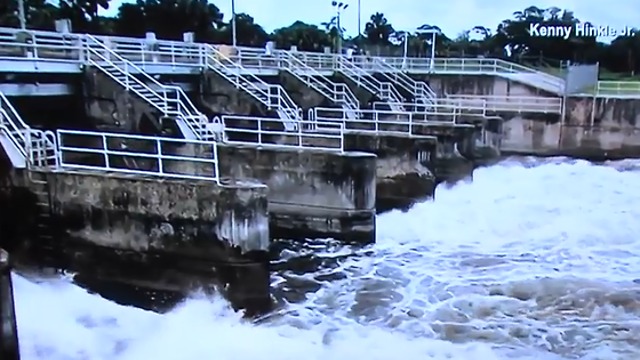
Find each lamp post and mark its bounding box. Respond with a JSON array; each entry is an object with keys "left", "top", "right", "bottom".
[
  {"left": 402, "top": 32, "right": 409, "bottom": 69},
  {"left": 416, "top": 27, "right": 438, "bottom": 70},
  {"left": 18, "top": 0, "right": 26, "bottom": 29},
  {"left": 231, "top": 0, "right": 237, "bottom": 47},
  {"left": 331, "top": 1, "right": 348, "bottom": 54},
  {"left": 357, "top": 0, "right": 361, "bottom": 38}
]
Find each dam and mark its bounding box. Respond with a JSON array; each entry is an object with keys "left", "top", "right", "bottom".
[{"left": 1, "top": 24, "right": 640, "bottom": 358}]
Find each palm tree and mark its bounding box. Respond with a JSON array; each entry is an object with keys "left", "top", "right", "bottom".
[{"left": 364, "top": 12, "right": 394, "bottom": 45}]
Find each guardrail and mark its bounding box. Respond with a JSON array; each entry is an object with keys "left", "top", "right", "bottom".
[
  {"left": 221, "top": 115, "right": 344, "bottom": 152},
  {"left": 310, "top": 107, "right": 455, "bottom": 137},
  {"left": 445, "top": 94, "right": 563, "bottom": 114},
  {"left": 372, "top": 101, "right": 472, "bottom": 120},
  {"left": 0, "top": 27, "right": 566, "bottom": 95},
  {"left": 56, "top": 129, "right": 221, "bottom": 182},
  {"left": 596, "top": 81, "right": 640, "bottom": 97}
]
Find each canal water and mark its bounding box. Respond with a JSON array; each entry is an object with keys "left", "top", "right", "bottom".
[{"left": 12, "top": 157, "right": 640, "bottom": 359}]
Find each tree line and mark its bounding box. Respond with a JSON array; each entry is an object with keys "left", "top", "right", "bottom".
[{"left": 1, "top": 1, "right": 639, "bottom": 77}]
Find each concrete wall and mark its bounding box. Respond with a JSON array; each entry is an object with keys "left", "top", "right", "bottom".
[
  {"left": 44, "top": 171, "right": 269, "bottom": 254},
  {"left": 560, "top": 97, "right": 640, "bottom": 159},
  {"left": 0, "top": 169, "right": 272, "bottom": 312},
  {"left": 343, "top": 133, "right": 437, "bottom": 212},
  {"left": 422, "top": 73, "right": 640, "bottom": 159},
  {"left": 217, "top": 146, "right": 377, "bottom": 244}
]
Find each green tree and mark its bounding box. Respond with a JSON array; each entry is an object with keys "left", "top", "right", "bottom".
[
  {"left": 114, "top": 0, "right": 224, "bottom": 41},
  {"left": 364, "top": 12, "right": 394, "bottom": 45},
  {"left": 271, "top": 21, "right": 331, "bottom": 51},
  {"left": 0, "top": 0, "right": 58, "bottom": 30}
]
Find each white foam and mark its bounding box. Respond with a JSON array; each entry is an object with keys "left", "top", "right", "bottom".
[{"left": 13, "top": 158, "right": 640, "bottom": 359}]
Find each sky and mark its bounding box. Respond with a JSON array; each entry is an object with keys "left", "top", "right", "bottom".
[{"left": 100, "top": 0, "right": 639, "bottom": 41}]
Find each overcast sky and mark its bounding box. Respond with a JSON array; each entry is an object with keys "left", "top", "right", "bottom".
[{"left": 101, "top": 0, "right": 638, "bottom": 41}]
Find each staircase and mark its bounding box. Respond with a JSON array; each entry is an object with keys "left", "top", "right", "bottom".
[
  {"left": 336, "top": 57, "right": 406, "bottom": 111},
  {"left": 84, "top": 35, "right": 214, "bottom": 140},
  {"left": 0, "top": 91, "right": 59, "bottom": 168},
  {"left": 373, "top": 58, "right": 437, "bottom": 105},
  {"left": 282, "top": 53, "right": 360, "bottom": 119},
  {"left": 204, "top": 44, "right": 301, "bottom": 131}
]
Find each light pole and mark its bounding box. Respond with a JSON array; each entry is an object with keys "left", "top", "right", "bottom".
[
  {"left": 331, "top": 1, "right": 348, "bottom": 54},
  {"left": 231, "top": 0, "right": 237, "bottom": 47},
  {"left": 357, "top": 0, "right": 361, "bottom": 38},
  {"left": 18, "top": 0, "right": 26, "bottom": 29},
  {"left": 402, "top": 32, "right": 409, "bottom": 69},
  {"left": 417, "top": 27, "right": 438, "bottom": 70}
]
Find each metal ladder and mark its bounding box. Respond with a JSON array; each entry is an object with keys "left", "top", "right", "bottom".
[
  {"left": 336, "top": 57, "right": 406, "bottom": 111},
  {"left": 282, "top": 53, "right": 360, "bottom": 119},
  {"left": 204, "top": 44, "right": 301, "bottom": 131},
  {"left": 373, "top": 58, "right": 437, "bottom": 105},
  {"left": 84, "top": 34, "right": 210, "bottom": 140}
]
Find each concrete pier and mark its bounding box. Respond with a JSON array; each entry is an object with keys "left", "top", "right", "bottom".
[
  {"left": 1, "top": 169, "right": 272, "bottom": 313},
  {"left": 343, "top": 133, "right": 437, "bottom": 212},
  {"left": 0, "top": 249, "right": 19, "bottom": 360},
  {"left": 218, "top": 146, "right": 377, "bottom": 244}
]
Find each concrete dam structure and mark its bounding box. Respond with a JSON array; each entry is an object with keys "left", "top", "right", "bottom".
[{"left": 0, "top": 26, "right": 639, "bottom": 336}]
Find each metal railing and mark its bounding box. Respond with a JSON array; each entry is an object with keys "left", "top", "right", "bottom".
[
  {"left": 444, "top": 94, "right": 563, "bottom": 114},
  {"left": 56, "top": 129, "right": 221, "bottom": 182},
  {"left": 0, "top": 91, "right": 58, "bottom": 168},
  {"left": 377, "top": 57, "right": 565, "bottom": 94},
  {"left": 372, "top": 101, "right": 469, "bottom": 121},
  {"left": 204, "top": 44, "right": 301, "bottom": 128},
  {"left": 0, "top": 27, "right": 568, "bottom": 104},
  {"left": 310, "top": 106, "right": 456, "bottom": 137},
  {"left": 336, "top": 57, "right": 406, "bottom": 110},
  {"left": 0, "top": 27, "right": 82, "bottom": 63},
  {"left": 98, "top": 35, "right": 204, "bottom": 67},
  {"left": 84, "top": 35, "right": 207, "bottom": 139},
  {"left": 596, "top": 81, "right": 640, "bottom": 98},
  {"left": 283, "top": 52, "right": 360, "bottom": 115},
  {"left": 221, "top": 115, "right": 344, "bottom": 152},
  {"left": 373, "top": 57, "right": 437, "bottom": 104}
]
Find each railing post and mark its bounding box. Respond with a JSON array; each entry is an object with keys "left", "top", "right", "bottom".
[
  {"left": 140, "top": 42, "right": 146, "bottom": 66},
  {"left": 258, "top": 118, "right": 262, "bottom": 145},
  {"left": 212, "top": 142, "right": 220, "bottom": 184},
  {"left": 124, "top": 62, "right": 129, "bottom": 90},
  {"left": 32, "top": 34, "right": 39, "bottom": 60},
  {"left": 157, "top": 139, "right": 164, "bottom": 175},
  {"left": 101, "top": 134, "right": 110, "bottom": 169},
  {"left": 297, "top": 118, "right": 302, "bottom": 148}
]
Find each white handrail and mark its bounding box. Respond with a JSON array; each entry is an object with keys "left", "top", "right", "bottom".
[
  {"left": 56, "top": 129, "right": 221, "bottom": 183},
  {"left": 84, "top": 34, "right": 204, "bottom": 137},
  {"left": 221, "top": 115, "right": 343, "bottom": 152},
  {"left": 284, "top": 53, "right": 360, "bottom": 112},
  {"left": 84, "top": 35, "right": 170, "bottom": 110},
  {"left": 373, "top": 57, "right": 437, "bottom": 103},
  {"left": 445, "top": 94, "right": 563, "bottom": 114},
  {"left": 204, "top": 44, "right": 301, "bottom": 121}
]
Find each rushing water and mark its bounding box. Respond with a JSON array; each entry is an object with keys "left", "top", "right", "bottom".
[{"left": 13, "top": 157, "right": 640, "bottom": 360}]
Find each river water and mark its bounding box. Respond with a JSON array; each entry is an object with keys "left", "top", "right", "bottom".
[{"left": 12, "top": 157, "right": 640, "bottom": 360}]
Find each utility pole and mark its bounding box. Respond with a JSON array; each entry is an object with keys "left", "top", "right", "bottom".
[
  {"left": 331, "top": 1, "right": 348, "bottom": 54},
  {"left": 357, "top": 0, "right": 361, "bottom": 38},
  {"left": 18, "top": 0, "right": 26, "bottom": 29},
  {"left": 231, "top": 0, "right": 237, "bottom": 47}
]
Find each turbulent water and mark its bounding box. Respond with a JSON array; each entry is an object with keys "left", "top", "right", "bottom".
[{"left": 13, "top": 157, "right": 640, "bottom": 360}]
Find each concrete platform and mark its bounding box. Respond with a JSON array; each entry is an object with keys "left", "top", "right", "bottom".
[
  {"left": 217, "top": 145, "right": 377, "bottom": 244},
  {"left": 0, "top": 168, "right": 272, "bottom": 313}
]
